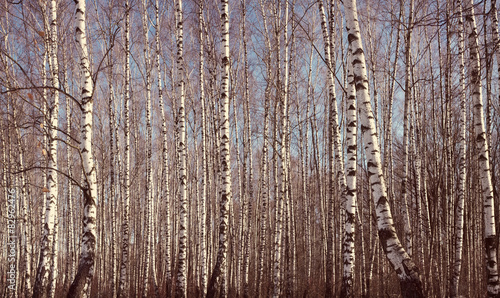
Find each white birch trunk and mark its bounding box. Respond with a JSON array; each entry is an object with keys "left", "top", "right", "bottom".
[
  {"left": 207, "top": 0, "right": 232, "bottom": 295},
  {"left": 301, "top": 45, "right": 313, "bottom": 286},
  {"left": 257, "top": 2, "right": 272, "bottom": 295},
  {"left": 118, "top": 1, "right": 131, "bottom": 296},
  {"left": 33, "top": 0, "right": 59, "bottom": 295},
  {"left": 272, "top": 3, "right": 288, "bottom": 297},
  {"left": 153, "top": 0, "right": 172, "bottom": 290},
  {"left": 343, "top": 0, "right": 424, "bottom": 296},
  {"left": 340, "top": 48, "right": 357, "bottom": 297},
  {"left": 450, "top": 3, "right": 466, "bottom": 297},
  {"left": 401, "top": 0, "right": 414, "bottom": 257},
  {"left": 106, "top": 50, "right": 117, "bottom": 298},
  {"left": 67, "top": 0, "right": 98, "bottom": 296},
  {"left": 317, "top": 1, "right": 347, "bottom": 295},
  {"left": 464, "top": 0, "right": 500, "bottom": 295},
  {"left": 141, "top": 0, "right": 153, "bottom": 295},
  {"left": 13, "top": 104, "right": 31, "bottom": 297},
  {"left": 198, "top": 2, "right": 208, "bottom": 294},
  {"left": 175, "top": 0, "right": 188, "bottom": 296},
  {"left": 241, "top": 2, "right": 253, "bottom": 295}
]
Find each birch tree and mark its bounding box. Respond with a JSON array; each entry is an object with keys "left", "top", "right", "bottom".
[
  {"left": 175, "top": 0, "right": 188, "bottom": 296},
  {"left": 464, "top": 0, "right": 500, "bottom": 295},
  {"left": 67, "top": 0, "right": 98, "bottom": 296},
  {"left": 401, "top": 0, "right": 414, "bottom": 257},
  {"left": 207, "top": 0, "right": 232, "bottom": 296},
  {"left": 198, "top": 1, "right": 208, "bottom": 295},
  {"left": 33, "top": 0, "right": 59, "bottom": 295},
  {"left": 316, "top": 1, "right": 348, "bottom": 295},
  {"left": 141, "top": 0, "right": 153, "bottom": 294},
  {"left": 343, "top": 0, "right": 425, "bottom": 296},
  {"left": 257, "top": 0, "right": 272, "bottom": 294},
  {"left": 450, "top": 2, "right": 467, "bottom": 297},
  {"left": 118, "top": 1, "right": 131, "bottom": 296},
  {"left": 155, "top": 0, "right": 172, "bottom": 292},
  {"left": 240, "top": 2, "right": 253, "bottom": 295},
  {"left": 340, "top": 47, "right": 357, "bottom": 298}
]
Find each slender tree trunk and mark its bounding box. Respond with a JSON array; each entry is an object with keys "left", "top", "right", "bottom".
[
  {"left": 383, "top": 1, "right": 403, "bottom": 212},
  {"left": 118, "top": 2, "right": 131, "bottom": 296},
  {"left": 241, "top": 2, "right": 253, "bottom": 295},
  {"left": 33, "top": 0, "right": 59, "bottom": 295},
  {"left": 152, "top": 1, "right": 172, "bottom": 294},
  {"left": 141, "top": 0, "right": 153, "bottom": 295},
  {"left": 198, "top": 1, "right": 208, "bottom": 295},
  {"left": 401, "top": 0, "right": 414, "bottom": 257},
  {"left": 67, "top": 0, "right": 98, "bottom": 296},
  {"left": 271, "top": 2, "right": 287, "bottom": 297},
  {"left": 257, "top": 2, "right": 273, "bottom": 296},
  {"left": 492, "top": 0, "right": 500, "bottom": 146},
  {"left": 257, "top": 3, "right": 272, "bottom": 296},
  {"left": 450, "top": 2, "right": 467, "bottom": 297},
  {"left": 317, "top": 1, "right": 347, "bottom": 295},
  {"left": 13, "top": 104, "right": 31, "bottom": 297},
  {"left": 303, "top": 44, "right": 313, "bottom": 288},
  {"left": 175, "top": 1, "right": 188, "bottom": 296},
  {"left": 340, "top": 47, "right": 357, "bottom": 298},
  {"left": 207, "top": 0, "right": 232, "bottom": 296},
  {"left": 107, "top": 49, "right": 117, "bottom": 298}
]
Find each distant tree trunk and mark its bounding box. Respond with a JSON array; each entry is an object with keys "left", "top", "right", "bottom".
[
  {"left": 33, "top": 0, "right": 59, "bottom": 296},
  {"left": 241, "top": 1, "right": 253, "bottom": 296},
  {"left": 317, "top": 1, "right": 347, "bottom": 295},
  {"left": 207, "top": 0, "right": 232, "bottom": 296},
  {"left": 153, "top": 0, "right": 172, "bottom": 293},
  {"left": 401, "top": 0, "right": 414, "bottom": 257},
  {"left": 107, "top": 49, "right": 117, "bottom": 298},
  {"left": 492, "top": 0, "right": 500, "bottom": 144},
  {"left": 197, "top": 1, "right": 207, "bottom": 296},
  {"left": 175, "top": 0, "right": 188, "bottom": 296},
  {"left": 232, "top": 70, "right": 243, "bottom": 295},
  {"left": 303, "top": 44, "right": 313, "bottom": 286},
  {"left": 444, "top": 5, "right": 454, "bottom": 287},
  {"left": 450, "top": 2, "right": 466, "bottom": 297},
  {"left": 257, "top": 1, "right": 272, "bottom": 295},
  {"left": 490, "top": 0, "right": 500, "bottom": 242},
  {"left": 343, "top": 0, "right": 425, "bottom": 296},
  {"left": 464, "top": 0, "right": 500, "bottom": 295},
  {"left": 410, "top": 80, "right": 424, "bottom": 265},
  {"left": 112, "top": 77, "right": 123, "bottom": 297},
  {"left": 271, "top": 2, "right": 288, "bottom": 297},
  {"left": 13, "top": 104, "right": 31, "bottom": 297},
  {"left": 383, "top": 0, "right": 402, "bottom": 212},
  {"left": 280, "top": 2, "right": 291, "bottom": 296},
  {"left": 118, "top": 1, "right": 131, "bottom": 296},
  {"left": 67, "top": 0, "right": 98, "bottom": 296},
  {"left": 141, "top": 0, "right": 154, "bottom": 295}
]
